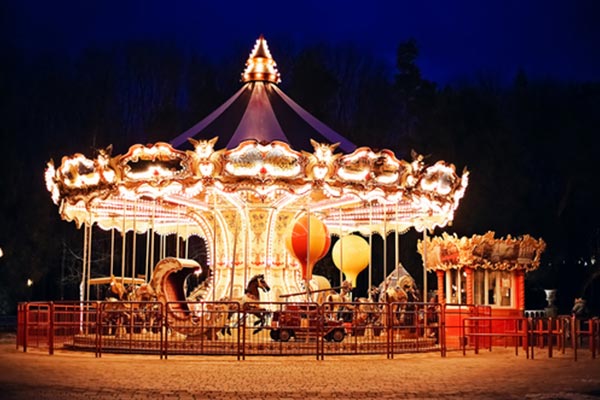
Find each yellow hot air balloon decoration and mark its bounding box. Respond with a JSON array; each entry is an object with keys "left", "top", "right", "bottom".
[{"left": 332, "top": 235, "right": 370, "bottom": 287}]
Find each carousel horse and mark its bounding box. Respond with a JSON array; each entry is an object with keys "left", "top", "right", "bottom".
[
  {"left": 308, "top": 275, "right": 335, "bottom": 304},
  {"left": 568, "top": 297, "right": 596, "bottom": 346},
  {"left": 107, "top": 275, "right": 127, "bottom": 300},
  {"left": 572, "top": 298, "right": 590, "bottom": 319},
  {"left": 354, "top": 286, "right": 383, "bottom": 326},
  {"left": 241, "top": 274, "right": 271, "bottom": 333},
  {"left": 126, "top": 283, "right": 161, "bottom": 334},
  {"left": 324, "top": 280, "right": 353, "bottom": 321},
  {"left": 379, "top": 275, "right": 420, "bottom": 328},
  {"left": 102, "top": 276, "right": 131, "bottom": 336},
  {"left": 404, "top": 285, "right": 421, "bottom": 336},
  {"left": 346, "top": 286, "right": 383, "bottom": 338},
  {"left": 103, "top": 277, "right": 161, "bottom": 336},
  {"left": 223, "top": 274, "right": 271, "bottom": 335},
  {"left": 102, "top": 298, "right": 131, "bottom": 337}
]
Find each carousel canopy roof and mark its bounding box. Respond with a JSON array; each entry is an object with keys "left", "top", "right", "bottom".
[
  {"left": 418, "top": 231, "right": 546, "bottom": 273},
  {"left": 170, "top": 35, "right": 356, "bottom": 153},
  {"left": 45, "top": 36, "right": 469, "bottom": 242}
]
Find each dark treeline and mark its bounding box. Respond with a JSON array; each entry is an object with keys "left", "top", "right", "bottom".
[{"left": 0, "top": 38, "right": 599, "bottom": 314}]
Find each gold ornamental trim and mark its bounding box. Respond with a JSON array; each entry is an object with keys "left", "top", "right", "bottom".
[{"left": 418, "top": 231, "right": 546, "bottom": 272}]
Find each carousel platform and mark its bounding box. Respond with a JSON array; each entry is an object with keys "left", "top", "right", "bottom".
[{"left": 66, "top": 330, "right": 439, "bottom": 356}]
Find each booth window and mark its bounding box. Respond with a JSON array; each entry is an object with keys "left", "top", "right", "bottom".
[
  {"left": 445, "top": 269, "right": 467, "bottom": 304},
  {"left": 473, "top": 270, "right": 513, "bottom": 307}
]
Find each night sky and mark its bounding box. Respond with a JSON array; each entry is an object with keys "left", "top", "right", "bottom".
[
  {"left": 3, "top": 0, "right": 599, "bottom": 85},
  {"left": 1, "top": 0, "right": 599, "bottom": 312}
]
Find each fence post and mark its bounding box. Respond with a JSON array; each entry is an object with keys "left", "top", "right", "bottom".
[
  {"left": 317, "top": 304, "right": 323, "bottom": 361},
  {"left": 16, "top": 303, "right": 21, "bottom": 350},
  {"left": 386, "top": 304, "right": 393, "bottom": 359},
  {"left": 529, "top": 318, "right": 534, "bottom": 360},
  {"left": 460, "top": 318, "right": 467, "bottom": 356},
  {"left": 159, "top": 302, "right": 164, "bottom": 360},
  {"left": 589, "top": 318, "right": 595, "bottom": 359},
  {"left": 23, "top": 303, "right": 28, "bottom": 353},
  {"left": 548, "top": 317, "right": 553, "bottom": 358},
  {"left": 572, "top": 315, "right": 578, "bottom": 361},
  {"left": 440, "top": 304, "right": 446, "bottom": 357},
  {"left": 49, "top": 302, "right": 54, "bottom": 355},
  {"left": 164, "top": 306, "right": 169, "bottom": 360},
  {"left": 241, "top": 310, "right": 246, "bottom": 361},
  {"left": 96, "top": 302, "right": 101, "bottom": 358},
  {"left": 523, "top": 318, "right": 528, "bottom": 359}
]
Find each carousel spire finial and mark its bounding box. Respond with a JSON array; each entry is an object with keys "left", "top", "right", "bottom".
[{"left": 241, "top": 35, "right": 281, "bottom": 84}]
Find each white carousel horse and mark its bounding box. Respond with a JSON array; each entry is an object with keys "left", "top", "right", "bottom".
[{"left": 222, "top": 274, "right": 272, "bottom": 335}]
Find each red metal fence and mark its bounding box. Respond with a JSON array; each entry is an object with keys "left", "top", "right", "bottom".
[{"left": 15, "top": 301, "right": 599, "bottom": 360}]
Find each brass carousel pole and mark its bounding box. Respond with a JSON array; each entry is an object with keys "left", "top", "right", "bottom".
[
  {"left": 368, "top": 202, "right": 373, "bottom": 296},
  {"left": 306, "top": 209, "right": 311, "bottom": 301},
  {"left": 81, "top": 222, "right": 91, "bottom": 334},
  {"left": 81, "top": 223, "right": 88, "bottom": 302},
  {"left": 121, "top": 205, "right": 126, "bottom": 285},
  {"left": 393, "top": 203, "right": 399, "bottom": 293},
  {"left": 382, "top": 204, "right": 387, "bottom": 300},
  {"left": 159, "top": 234, "right": 164, "bottom": 260},
  {"left": 144, "top": 227, "right": 150, "bottom": 282},
  {"left": 244, "top": 206, "right": 249, "bottom": 297},
  {"left": 131, "top": 201, "right": 137, "bottom": 285},
  {"left": 338, "top": 208, "right": 343, "bottom": 285},
  {"left": 340, "top": 213, "right": 344, "bottom": 287},
  {"left": 175, "top": 206, "right": 180, "bottom": 259},
  {"left": 149, "top": 201, "right": 155, "bottom": 276},
  {"left": 422, "top": 229, "right": 428, "bottom": 302},
  {"left": 229, "top": 217, "right": 238, "bottom": 300},
  {"left": 212, "top": 197, "right": 217, "bottom": 301},
  {"left": 86, "top": 223, "right": 92, "bottom": 302},
  {"left": 110, "top": 228, "right": 115, "bottom": 277},
  {"left": 184, "top": 225, "right": 189, "bottom": 259}
]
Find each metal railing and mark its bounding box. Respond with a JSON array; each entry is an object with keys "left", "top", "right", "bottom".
[
  {"left": 17, "top": 300, "right": 598, "bottom": 360},
  {"left": 461, "top": 314, "right": 599, "bottom": 361},
  {"left": 462, "top": 316, "right": 530, "bottom": 357}
]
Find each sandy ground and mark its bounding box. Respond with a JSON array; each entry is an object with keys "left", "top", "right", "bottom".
[{"left": 1, "top": 333, "right": 599, "bottom": 399}]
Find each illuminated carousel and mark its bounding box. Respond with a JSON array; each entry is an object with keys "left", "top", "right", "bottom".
[{"left": 45, "top": 36, "right": 469, "bottom": 306}]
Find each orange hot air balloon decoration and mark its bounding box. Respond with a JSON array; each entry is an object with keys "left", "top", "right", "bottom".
[
  {"left": 285, "top": 214, "right": 331, "bottom": 281},
  {"left": 332, "top": 235, "right": 370, "bottom": 287}
]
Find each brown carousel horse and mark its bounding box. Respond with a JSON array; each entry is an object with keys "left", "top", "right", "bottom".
[
  {"left": 379, "top": 275, "right": 420, "bottom": 329},
  {"left": 102, "top": 276, "right": 130, "bottom": 336},
  {"left": 126, "top": 283, "right": 161, "bottom": 334},
  {"left": 324, "top": 280, "right": 354, "bottom": 321},
  {"left": 103, "top": 276, "right": 160, "bottom": 336},
  {"left": 107, "top": 275, "right": 127, "bottom": 300},
  {"left": 354, "top": 286, "right": 383, "bottom": 326}
]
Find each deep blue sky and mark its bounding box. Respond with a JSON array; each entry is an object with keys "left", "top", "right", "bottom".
[{"left": 3, "top": 0, "right": 599, "bottom": 84}]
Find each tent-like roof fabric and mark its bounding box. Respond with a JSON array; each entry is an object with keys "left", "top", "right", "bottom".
[{"left": 170, "top": 36, "right": 356, "bottom": 153}]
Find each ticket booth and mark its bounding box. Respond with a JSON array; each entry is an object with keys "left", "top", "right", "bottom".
[{"left": 418, "top": 231, "right": 546, "bottom": 347}]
